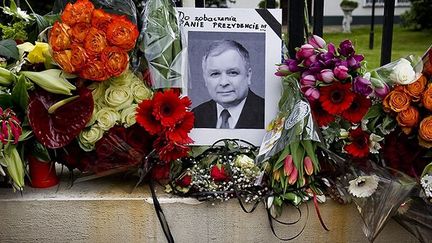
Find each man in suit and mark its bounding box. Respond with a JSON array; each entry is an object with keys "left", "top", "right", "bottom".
[{"left": 193, "top": 40, "right": 264, "bottom": 129}]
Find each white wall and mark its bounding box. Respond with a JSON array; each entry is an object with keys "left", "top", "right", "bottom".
[{"left": 183, "top": 0, "right": 263, "bottom": 8}]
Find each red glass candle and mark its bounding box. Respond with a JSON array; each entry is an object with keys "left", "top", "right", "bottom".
[{"left": 28, "top": 156, "right": 59, "bottom": 188}]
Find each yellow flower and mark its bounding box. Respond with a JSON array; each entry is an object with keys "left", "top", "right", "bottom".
[{"left": 28, "top": 42, "right": 50, "bottom": 64}]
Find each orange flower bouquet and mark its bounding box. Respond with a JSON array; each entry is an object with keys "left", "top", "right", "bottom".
[{"left": 49, "top": 0, "right": 139, "bottom": 82}]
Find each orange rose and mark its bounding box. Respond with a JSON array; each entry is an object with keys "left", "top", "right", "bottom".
[
  {"left": 61, "top": 0, "right": 95, "bottom": 26},
  {"left": 71, "top": 22, "right": 90, "bottom": 43},
  {"left": 422, "top": 84, "right": 432, "bottom": 111},
  {"left": 80, "top": 58, "right": 108, "bottom": 81},
  {"left": 396, "top": 106, "right": 419, "bottom": 133},
  {"left": 106, "top": 16, "right": 139, "bottom": 51},
  {"left": 419, "top": 116, "right": 432, "bottom": 148},
  {"left": 383, "top": 90, "right": 410, "bottom": 113},
  {"left": 49, "top": 22, "right": 72, "bottom": 51},
  {"left": 84, "top": 27, "right": 108, "bottom": 56},
  {"left": 101, "top": 47, "right": 129, "bottom": 77},
  {"left": 91, "top": 9, "right": 112, "bottom": 31},
  {"left": 405, "top": 74, "right": 427, "bottom": 101},
  {"left": 53, "top": 50, "right": 75, "bottom": 73},
  {"left": 70, "top": 45, "right": 88, "bottom": 71}
]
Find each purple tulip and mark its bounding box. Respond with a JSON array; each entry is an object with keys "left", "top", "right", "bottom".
[
  {"left": 303, "top": 87, "right": 320, "bottom": 101},
  {"left": 353, "top": 76, "right": 373, "bottom": 96},
  {"left": 348, "top": 54, "right": 364, "bottom": 70},
  {"left": 317, "top": 69, "right": 334, "bottom": 83},
  {"left": 301, "top": 75, "right": 316, "bottom": 87},
  {"left": 374, "top": 83, "right": 390, "bottom": 99},
  {"left": 334, "top": 65, "right": 349, "bottom": 80},
  {"left": 308, "top": 35, "right": 326, "bottom": 49},
  {"left": 309, "top": 61, "right": 324, "bottom": 74},
  {"left": 338, "top": 40, "right": 355, "bottom": 57},
  {"left": 285, "top": 59, "right": 300, "bottom": 73},
  {"left": 304, "top": 54, "right": 317, "bottom": 67},
  {"left": 296, "top": 44, "right": 315, "bottom": 60}
]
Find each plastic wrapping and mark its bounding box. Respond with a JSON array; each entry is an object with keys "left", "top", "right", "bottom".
[
  {"left": 347, "top": 163, "right": 416, "bottom": 242},
  {"left": 140, "top": 0, "right": 183, "bottom": 89},
  {"left": 394, "top": 186, "right": 432, "bottom": 243},
  {"left": 257, "top": 75, "right": 321, "bottom": 165}
]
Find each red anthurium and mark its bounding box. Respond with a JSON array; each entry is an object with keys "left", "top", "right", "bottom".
[{"left": 28, "top": 88, "right": 94, "bottom": 148}]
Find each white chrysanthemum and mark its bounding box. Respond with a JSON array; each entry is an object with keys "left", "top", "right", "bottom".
[
  {"left": 348, "top": 175, "right": 379, "bottom": 198},
  {"left": 2, "top": 7, "right": 33, "bottom": 22},
  {"left": 420, "top": 174, "right": 432, "bottom": 198}
]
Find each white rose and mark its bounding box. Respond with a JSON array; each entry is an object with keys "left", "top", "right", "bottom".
[
  {"left": 104, "top": 85, "right": 133, "bottom": 110},
  {"left": 95, "top": 107, "right": 120, "bottom": 131},
  {"left": 108, "top": 70, "right": 140, "bottom": 87},
  {"left": 234, "top": 154, "right": 255, "bottom": 169},
  {"left": 131, "top": 80, "right": 152, "bottom": 103},
  {"left": 78, "top": 125, "right": 104, "bottom": 151},
  {"left": 89, "top": 82, "right": 107, "bottom": 102},
  {"left": 389, "top": 58, "right": 416, "bottom": 85},
  {"left": 121, "top": 104, "right": 138, "bottom": 128}
]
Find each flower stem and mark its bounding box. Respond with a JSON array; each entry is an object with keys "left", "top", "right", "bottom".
[{"left": 47, "top": 95, "right": 79, "bottom": 114}]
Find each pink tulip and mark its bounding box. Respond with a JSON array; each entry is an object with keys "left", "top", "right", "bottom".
[
  {"left": 308, "top": 35, "right": 326, "bottom": 49},
  {"left": 300, "top": 75, "right": 316, "bottom": 87},
  {"left": 374, "top": 83, "right": 390, "bottom": 99},
  {"left": 304, "top": 156, "right": 314, "bottom": 176},
  {"left": 288, "top": 166, "right": 298, "bottom": 185},
  {"left": 303, "top": 87, "right": 320, "bottom": 101},
  {"left": 275, "top": 64, "right": 290, "bottom": 76},
  {"left": 317, "top": 69, "right": 334, "bottom": 83},
  {"left": 284, "top": 155, "right": 294, "bottom": 176},
  {"left": 296, "top": 44, "right": 315, "bottom": 60},
  {"left": 304, "top": 54, "right": 317, "bottom": 67},
  {"left": 334, "top": 65, "right": 349, "bottom": 80}
]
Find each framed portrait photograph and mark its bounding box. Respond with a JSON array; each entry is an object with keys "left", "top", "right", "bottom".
[{"left": 178, "top": 8, "right": 282, "bottom": 145}]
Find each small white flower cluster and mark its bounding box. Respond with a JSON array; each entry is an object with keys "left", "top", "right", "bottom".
[
  {"left": 188, "top": 153, "right": 267, "bottom": 203},
  {"left": 78, "top": 71, "right": 152, "bottom": 151},
  {"left": 420, "top": 174, "right": 432, "bottom": 198}
]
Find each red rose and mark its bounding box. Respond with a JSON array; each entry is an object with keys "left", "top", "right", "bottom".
[
  {"left": 176, "top": 174, "right": 192, "bottom": 187},
  {"left": 210, "top": 164, "right": 229, "bottom": 182}
]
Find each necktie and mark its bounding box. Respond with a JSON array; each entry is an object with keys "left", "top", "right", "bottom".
[{"left": 220, "top": 109, "right": 231, "bottom": 129}]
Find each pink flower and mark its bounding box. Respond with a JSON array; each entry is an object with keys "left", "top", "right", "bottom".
[
  {"left": 304, "top": 54, "right": 317, "bottom": 67},
  {"left": 284, "top": 155, "right": 294, "bottom": 176},
  {"left": 288, "top": 166, "right": 298, "bottom": 185},
  {"left": 334, "top": 65, "right": 349, "bottom": 80},
  {"left": 308, "top": 35, "right": 326, "bottom": 49},
  {"left": 300, "top": 75, "right": 316, "bottom": 87},
  {"left": 275, "top": 64, "right": 290, "bottom": 76},
  {"left": 303, "top": 86, "right": 320, "bottom": 101},
  {"left": 304, "top": 156, "right": 314, "bottom": 175},
  {"left": 317, "top": 69, "right": 334, "bottom": 83},
  {"left": 374, "top": 83, "right": 390, "bottom": 99},
  {"left": 296, "top": 44, "right": 315, "bottom": 60}
]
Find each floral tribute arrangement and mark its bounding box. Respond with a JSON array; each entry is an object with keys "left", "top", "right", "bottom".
[{"left": 2, "top": 0, "right": 432, "bottom": 242}]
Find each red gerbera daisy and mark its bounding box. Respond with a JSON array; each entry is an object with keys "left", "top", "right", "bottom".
[
  {"left": 136, "top": 99, "right": 162, "bottom": 135},
  {"left": 153, "top": 137, "right": 190, "bottom": 162},
  {"left": 344, "top": 127, "right": 369, "bottom": 158},
  {"left": 310, "top": 101, "right": 335, "bottom": 127},
  {"left": 152, "top": 89, "right": 190, "bottom": 128},
  {"left": 341, "top": 93, "right": 372, "bottom": 123},
  {"left": 319, "top": 82, "right": 355, "bottom": 115},
  {"left": 166, "top": 111, "right": 195, "bottom": 144}
]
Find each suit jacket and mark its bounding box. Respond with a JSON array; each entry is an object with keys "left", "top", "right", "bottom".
[{"left": 193, "top": 90, "right": 264, "bottom": 129}]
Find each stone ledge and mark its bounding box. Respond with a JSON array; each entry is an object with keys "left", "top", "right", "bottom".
[{"left": 0, "top": 174, "right": 418, "bottom": 243}]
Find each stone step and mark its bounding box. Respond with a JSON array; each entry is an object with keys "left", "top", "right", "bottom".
[{"left": 0, "top": 174, "right": 418, "bottom": 243}]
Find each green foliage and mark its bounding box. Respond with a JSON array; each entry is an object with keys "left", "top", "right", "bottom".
[
  {"left": 0, "top": 39, "right": 19, "bottom": 60},
  {"left": 258, "top": 0, "right": 279, "bottom": 8},
  {"left": 0, "top": 21, "right": 28, "bottom": 40},
  {"left": 401, "top": 0, "right": 432, "bottom": 30},
  {"left": 340, "top": 0, "right": 358, "bottom": 9}
]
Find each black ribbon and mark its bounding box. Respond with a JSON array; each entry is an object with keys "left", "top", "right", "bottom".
[
  {"left": 266, "top": 203, "right": 309, "bottom": 241},
  {"left": 255, "top": 9, "right": 282, "bottom": 38},
  {"left": 149, "top": 180, "right": 175, "bottom": 243}
]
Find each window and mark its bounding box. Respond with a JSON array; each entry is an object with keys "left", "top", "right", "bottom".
[{"left": 363, "top": 0, "right": 411, "bottom": 7}]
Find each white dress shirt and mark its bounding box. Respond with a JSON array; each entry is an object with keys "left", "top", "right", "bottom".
[{"left": 216, "top": 98, "right": 247, "bottom": 129}]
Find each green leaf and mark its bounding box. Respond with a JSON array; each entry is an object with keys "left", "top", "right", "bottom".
[
  {"left": 4, "top": 145, "right": 25, "bottom": 190},
  {"left": 0, "top": 94, "right": 13, "bottom": 108},
  {"left": 0, "top": 39, "right": 19, "bottom": 60},
  {"left": 11, "top": 74, "right": 29, "bottom": 111},
  {"left": 363, "top": 104, "right": 382, "bottom": 120},
  {"left": 273, "top": 145, "right": 291, "bottom": 171},
  {"left": 9, "top": 0, "right": 17, "bottom": 12},
  {"left": 302, "top": 140, "right": 319, "bottom": 171},
  {"left": 30, "top": 140, "right": 51, "bottom": 162}
]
